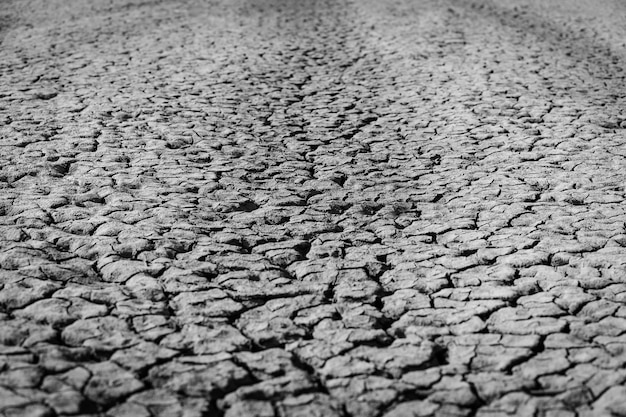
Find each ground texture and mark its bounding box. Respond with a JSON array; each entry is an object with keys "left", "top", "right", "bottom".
[{"left": 1, "top": 0, "right": 626, "bottom": 416}]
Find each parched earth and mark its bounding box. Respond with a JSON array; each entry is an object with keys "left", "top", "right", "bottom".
[{"left": 1, "top": 0, "right": 626, "bottom": 416}]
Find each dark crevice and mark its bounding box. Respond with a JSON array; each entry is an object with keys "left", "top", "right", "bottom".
[{"left": 290, "top": 352, "right": 331, "bottom": 395}]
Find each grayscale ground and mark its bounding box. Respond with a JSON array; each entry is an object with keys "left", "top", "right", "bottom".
[{"left": 1, "top": 0, "right": 626, "bottom": 416}]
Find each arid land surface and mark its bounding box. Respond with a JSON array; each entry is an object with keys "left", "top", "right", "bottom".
[{"left": 1, "top": 0, "right": 626, "bottom": 416}]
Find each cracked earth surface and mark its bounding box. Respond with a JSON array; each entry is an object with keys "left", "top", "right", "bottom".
[{"left": 1, "top": 0, "right": 626, "bottom": 416}]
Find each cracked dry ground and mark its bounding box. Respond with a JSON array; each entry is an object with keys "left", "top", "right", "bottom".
[{"left": 1, "top": 0, "right": 626, "bottom": 416}]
